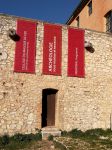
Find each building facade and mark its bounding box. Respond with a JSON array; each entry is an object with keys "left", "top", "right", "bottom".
[
  {"left": 66, "top": 0, "right": 112, "bottom": 33},
  {"left": 0, "top": 14, "right": 112, "bottom": 135}
]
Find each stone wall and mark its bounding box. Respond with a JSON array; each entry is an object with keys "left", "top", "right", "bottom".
[{"left": 0, "top": 14, "right": 112, "bottom": 135}]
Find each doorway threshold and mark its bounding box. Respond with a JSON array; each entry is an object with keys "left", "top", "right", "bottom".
[{"left": 41, "top": 126, "right": 61, "bottom": 139}]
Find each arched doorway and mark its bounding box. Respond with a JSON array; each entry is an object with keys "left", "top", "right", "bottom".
[{"left": 42, "top": 88, "right": 58, "bottom": 128}]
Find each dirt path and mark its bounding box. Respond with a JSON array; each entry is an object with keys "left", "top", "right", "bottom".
[{"left": 22, "top": 140, "right": 60, "bottom": 150}]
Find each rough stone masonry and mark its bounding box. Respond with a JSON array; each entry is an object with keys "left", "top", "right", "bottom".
[{"left": 0, "top": 13, "right": 112, "bottom": 135}]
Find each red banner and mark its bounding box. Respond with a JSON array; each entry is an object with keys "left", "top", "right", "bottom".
[
  {"left": 14, "top": 20, "right": 37, "bottom": 73},
  {"left": 43, "top": 24, "right": 62, "bottom": 75},
  {"left": 68, "top": 28, "right": 85, "bottom": 77}
]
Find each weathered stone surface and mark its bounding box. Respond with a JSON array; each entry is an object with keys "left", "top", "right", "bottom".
[{"left": 0, "top": 14, "right": 112, "bottom": 135}]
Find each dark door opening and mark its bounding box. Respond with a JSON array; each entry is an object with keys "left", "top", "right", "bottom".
[{"left": 42, "top": 88, "right": 58, "bottom": 128}]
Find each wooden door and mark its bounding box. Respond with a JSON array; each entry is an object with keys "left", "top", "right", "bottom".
[
  {"left": 42, "top": 89, "right": 57, "bottom": 128},
  {"left": 47, "top": 94, "right": 55, "bottom": 126}
]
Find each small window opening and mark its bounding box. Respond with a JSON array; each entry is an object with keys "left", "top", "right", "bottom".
[
  {"left": 76, "top": 16, "right": 79, "bottom": 27},
  {"left": 105, "top": 11, "right": 112, "bottom": 33},
  {"left": 88, "top": 1, "right": 92, "bottom": 16}
]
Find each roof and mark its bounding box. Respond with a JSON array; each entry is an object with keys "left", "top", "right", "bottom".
[{"left": 66, "top": 0, "right": 90, "bottom": 25}]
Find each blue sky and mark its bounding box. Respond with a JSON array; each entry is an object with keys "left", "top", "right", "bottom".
[{"left": 0, "top": 0, "right": 79, "bottom": 24}]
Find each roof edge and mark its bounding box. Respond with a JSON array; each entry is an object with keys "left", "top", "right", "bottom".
[
  {"left": 66, "top": 0, "right": 90, "bottom": 25},
  {"left": 0, "top": 13, "right": 111, "bottom": 37}
]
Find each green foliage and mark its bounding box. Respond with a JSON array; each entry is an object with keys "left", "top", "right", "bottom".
[
  {"left": 61, "top": 130, "right": 68, "bottom": 137},
  {"left": 68, "top": 129, "right": 83, "bottom": 138},
  {"left": 60, "top": 128, "right": 112, "bottom": 149},
  {"left": 85, "top": 128, "right": 106, "bottom": 136},
  {"left": 0, "top": 132, "right": 42, "bottom": 150},
  {"left": 0, "top": 135, "right": 9, "bottom": 145},
  {"left": 83, "top": 128, "right": 112, "bottom": 141},
  {"left": 11, "top": 132, "right": 42, "bottom": 142},
  {"left": 48, "top": 135, "right": 54, "bottom": 141},
  {"left": 103, "top": 129, "right": 112, "bottom": 137},
  {"left": 61, "top": 128, "right": 112, "bottom": 140},
  {"left": 100, "top": 139, "right": 112, "bottom": 148},
  {"left": 34, "top": 132, "right": 42, "bottom": 141}
]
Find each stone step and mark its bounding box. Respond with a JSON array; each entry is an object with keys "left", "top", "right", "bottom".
[
  {"left": 41, "top": 127, "right": 61, "bottom": 139},
  {"left": 42, "top": 126, "right": 60, "bottom": 131}
]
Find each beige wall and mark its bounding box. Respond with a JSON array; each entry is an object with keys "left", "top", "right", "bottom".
[
  {"left": 0, "top": 14, "right": 112, "bottom": 135},
  {"left": 70, "top": 0, "right": 112, "bottom": 32}
]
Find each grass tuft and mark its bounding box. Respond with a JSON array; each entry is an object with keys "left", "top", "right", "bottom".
[{"left": 0, "top": 132, "right": 42, "bottom": 150}]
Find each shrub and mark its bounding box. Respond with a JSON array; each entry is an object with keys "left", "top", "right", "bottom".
[
  {"left": 48, "top": 135, "right": 54, "bottom": 141},
  {"left": 11, "top": 133, "right": 27, "bottom": 142},
  {"left": 11, "top": 132, "right": 42, "bottom": 142},
  {"left": 104, "top": 129, "right": 112, "bottom": 137},
  {"left": 61, "top": 130, "right": 68, "bottom": 137},
  {"left": 68, "top": 129, "right": 83, "bottom": 138},
  {"left": 83, "top": 128, "right": 112, "bottom": 140},
  {"left": 34, "top": 132, "right": 42, "bottom": 141},
  {"left": 84, "top": 128, "right": 105, "bottom": 136},
  {"left": 0, "top": 132, "right": 42, "bottom": 150},
  {"left": 1, "top": 134, "right": 9, "bottom": 145}
]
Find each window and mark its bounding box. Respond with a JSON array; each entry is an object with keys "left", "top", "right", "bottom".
[
  {"left": 88, "top": 1, "right": 92, "bottom": 16},
  {"left": 105, "top": 11, "right": 112, "bottom": 33},
  {"left": 76, "top": 16, "right": 79, "bottom": 27}
]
